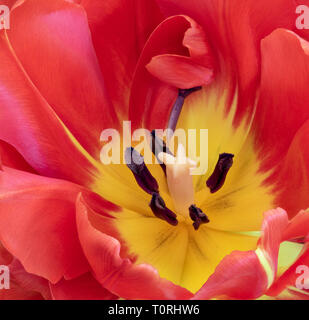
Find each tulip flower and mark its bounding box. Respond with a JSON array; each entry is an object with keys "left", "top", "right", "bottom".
[{"left": 0, "top": 0, "right": 309, "bottom": 300}]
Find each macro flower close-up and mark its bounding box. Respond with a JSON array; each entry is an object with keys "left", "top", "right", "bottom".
[{"left": 0, "top": 0, "right": 309, "bottom": 301}]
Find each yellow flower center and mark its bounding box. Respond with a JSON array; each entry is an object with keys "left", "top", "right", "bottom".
[{"left": 92, "top": 86, "right": 276, "bottom": 293}]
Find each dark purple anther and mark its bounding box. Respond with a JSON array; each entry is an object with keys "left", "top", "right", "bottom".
[
  {"left": 150, "top": 193, "right": 178, "bottom": 226},
  {"left": 189, "top": 205, "right": 209, "bottom": 230},
  {"left": 206, "top": 153, "right": 234, "bottom": 194},
  {"left": 125, "top": 147, "right": 159, "bottom": 195}
]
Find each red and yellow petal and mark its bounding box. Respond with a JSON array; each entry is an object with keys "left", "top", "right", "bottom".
[
  {"left": 267, "top": 243, "right": 309, "bottom": 297},
  {"left": 257, "top": 209, "right": 289, "bottom": 283},
  {"left": 76, "top": 194, "right": 193, "bottom": 299},
  {"left": 78, "top": 191, "right": 259, "bottom": 294},
  {"left": 266, "top": 209, "right": 309, "bottom": 296},
  {"left": 192, "top": 250, "right": 268, "bottom": 300},
  {"left": 0, "top": 24, "right": 151, "bottom": 217},
  {"left": 192, "top": 208, "right": 291, "bottom": 299}
]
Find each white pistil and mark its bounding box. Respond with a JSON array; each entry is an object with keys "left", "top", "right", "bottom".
[{"left": 158, "top": 144, "right": 196, "bottom": 218}]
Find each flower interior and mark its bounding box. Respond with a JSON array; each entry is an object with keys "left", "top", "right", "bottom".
[{"left": 92, "top": 83, "right": 275, "bottom": 293}]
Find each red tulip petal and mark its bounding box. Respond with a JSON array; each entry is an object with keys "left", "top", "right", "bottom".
[
  {"left": 0, "top": 283, "right": 43, "bottom": 300},
  {"left": 146, "top": 15, "right": 214, "bottom": 89},
  {"left": 0, "top": 241, "right": 13, "bottom": 265},
  {"left": 258, "top": 209, "right": 289, "bottom": 279},
  {"left": 267, "top": 119, "right": 309, "bottom": 218},
  {"left": 255, "top": 29, "right": 309, "bottom": 169},
  {"left": 157, "top": 0, "right": 309, "bottom": 122},
  {"left": 79, "top": 0, "right": 163, "bottom": 118},
  {"left": 6, "top": 0, "right": 118, "bottom": 158},
  {"left": 76, "top": 194, "right": 193, "bottom": 299},
  {"left": 0, "top": 34, "right": 99, "bottom": 185},
  {"left": 146, "top": 54, "right": 213, "bottom": 89},
  {"left": 0, "top": 258, "right": 51, "bottom": 300},
  {"left": 0, "top": 140, "right": 36, "bottom": 173},
  {"left": 8, "top": 259, "right": 52, "bottom": 300},
  {"left": 0, "top": 167, "right": 89, "bottom": 283},
  {"left": 192, "top": 250, "right": 268, "bottom": 300},
  {"left": 50, "top": 273, "right": 117, "bottom": 300},
  {"left": 283, "top": 210, "right": 309, "bottom": 241},
  {"left": 129, "top": 15, "right": 210, "bottom": 130},
  {"left": 252, "top": 30, "right": 309, "bottom": 218},
  {"left": 181, "top": 17, "right": 214, "bottom": 67},
  {"left": 0, "top": 0, "right": 17, "bottom": 9}
]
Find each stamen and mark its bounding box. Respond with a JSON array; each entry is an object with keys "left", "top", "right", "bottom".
[
  {"left": 189, "top": 205, "right": 209, "bottom": 230},
  {"left": 125, "top": 147, "right": 159, "bottom": 195},
  {"left": 151, "top": 130, "right": 173, "bottom": 156},
  {"left": 150, "top": 130, "right": 173, "bottom": 174},
  {"left": 150, "top": 193, "right": 178, "bottom": 226},
  {"left": 206, "top": 153, "right": 234, "bottom": 193},
  {"left": 167, "top": 86, "right": 202, "bottom": 135}
]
